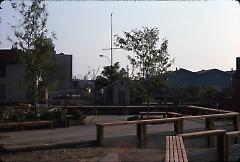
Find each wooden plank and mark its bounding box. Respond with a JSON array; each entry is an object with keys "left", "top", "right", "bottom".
[
  {"left": 96, "top": 120, "right": 141, "bottom": 126},
  {"left": 139, "top": 111, "right": 166, "bottom": 115},
  {"left": 179, "top": 137, "right": 188, "bottom": 162},
  {"left": 173, "top": 136, "right": 179, "bottom": 162},
  {"left": 167, "top": 112, "right": 183, "bottom": 117},
  {"left": 170, "top": 136, "right": 174, "bottom": 162},
  {"left": 176, "top": 137, "right": 184, "bottom": 162},
  {"left": 166, "top": 136, "right": 170, "bottom": 162},
  {"left": 96, "top": 112, "right": 238, "bottom": 127},
  {"left": 187, "top": 105, "right": 231, "bottom": 113},
  {"left": 181, "top": 112, "right": 239, "bottom": 120},
  {"left": 179, "top": 130, "right": 226, "bottom": 139},
  {"left": 166, "top": 136, "right": 188, "bottom": 162},
  {"left": 227, "top": 131, "right": 240, "bottom": 137},
  {"left": 96, "top": 117, "right": 180, "bottom": 127}
]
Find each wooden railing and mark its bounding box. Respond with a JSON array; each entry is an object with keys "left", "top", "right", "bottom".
[
  {"left": 96, "top": 117, "right": 181, "bottom": 147},
  {"left": 96, "top": 112, "right": 239, "bottom": 147},
  {"left": 139, "top": 111, "right": 182, "bottom": 119},
  {"left": 0, "top": 105, "right": 236, "bottom": 116},
  {"left": 225, "top": 131, "right": 240, "bottom": 161},
  {"left": 179, "top": 130, "right": 227, "bottom": 161},
  {"left": 179, "top": 130, "right": 240, "bottom": 161}
]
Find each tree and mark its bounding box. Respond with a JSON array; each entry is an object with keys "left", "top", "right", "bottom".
[
  {"left": 95, "top": 62, "right": 127, "bottom": 90},
  {"left": 182, "top": 85, "right": 225, "bottom": 107},
  {"left": 0, "top": 0, "right": 3, "bottom": 9},
  {"left": 115, "top": 27, "right": 174, "bottom": 106},
  {"left": 115, "top": 27, "right": 173, "bottom": 79},
  {"left": 9, "top": 0, "right": 56, "bottom": 106}
]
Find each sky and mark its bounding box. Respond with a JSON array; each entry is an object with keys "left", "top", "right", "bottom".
[{"left": 1, "top": 0, "right": 240, "bottom": 79}]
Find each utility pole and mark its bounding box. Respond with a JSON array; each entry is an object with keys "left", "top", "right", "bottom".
[
  {"left": 102, "top": 13, "right": 121, "bottom": 67},
  {"left": 110, "top": 13, "right": 113, "bottom": 67}
]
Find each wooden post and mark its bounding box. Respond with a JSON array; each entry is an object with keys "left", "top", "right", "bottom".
[
  {"left": 217, "top": 133, "right": 227, "bottom": 161},
  {"left": 198, "top": 109, "right": 201, "bottom": 115},
  {"left": 163, "top": 112, "right": 167, "bottom": 118},
  {"left": 206, "top": 118, "right": 214, "bottom": 147},
  {"left": 174, "top": 119, "right": 183, "bottom": 134},
  {"left": 137, "top": 123, "right": 146, "bottom": 148},
  {"left": 225, "top": 134, "right": 230, "bottom": 162},
  {"left": 233, "top": 115, "right": 239, "bottom": 144},
  {"left": 97, "top": 125, "right": 104, "bottom": 146},
  {"left": 233, "top": 115, "right": 239, "bottom": 131}
]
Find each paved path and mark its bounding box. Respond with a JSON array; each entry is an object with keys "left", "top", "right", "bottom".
[{"left": 1, "top": 115, "right": 231, "bottom": 149}]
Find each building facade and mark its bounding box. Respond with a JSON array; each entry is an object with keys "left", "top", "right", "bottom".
[{"left": 0, "top": 49, "right": 72, "bottom": 104}]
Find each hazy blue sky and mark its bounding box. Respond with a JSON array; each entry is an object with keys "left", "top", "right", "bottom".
[{"left": 1, "top": 1, "right": 240, "bottom": 78}]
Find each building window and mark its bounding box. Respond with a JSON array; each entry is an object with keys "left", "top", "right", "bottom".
[
  {"left": 0, "top": 84, "right": 6, "bottom": 99},
  {"left": 0, "top": 64, "right": 6, "bottom": 77}
]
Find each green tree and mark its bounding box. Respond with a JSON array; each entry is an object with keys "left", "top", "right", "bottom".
[
  {"left": 115, "top": 27, "right": 174, "bottom": 105},
  {"left": 115, "top": 27, "right": 173, "bottom": 79},
  {"left": 95, "top": 62, "right": 128, "bottom": 90},
  {"left": 9, "top": 0, "right": 56, "bottom": 105},
  {"left": 182, "top": 85, "right": 225, "bottom": 107}
]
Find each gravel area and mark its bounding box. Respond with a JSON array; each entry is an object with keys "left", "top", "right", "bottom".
[{"left": 0, "top": 147, "right": 165, "bottom": 162}]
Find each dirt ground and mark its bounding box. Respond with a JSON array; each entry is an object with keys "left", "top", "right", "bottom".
[{"left": 0, "top": 147, "right": 165, "bottom": 162}]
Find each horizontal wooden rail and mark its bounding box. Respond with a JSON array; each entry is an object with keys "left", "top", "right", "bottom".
[
  {"left": 186, "top": 105, "right": 232, "bottom": 114},
  {"left": 179, "top": 129, "right": 227, "bottom": 161},
  {"left": 96, "top": 117, "right": 181, "bottom": 127},
  {"left": 139, "top": 111, "right": 167, "bottom": 119},
  {"left": 96, "top": 112, "right": 239, "bottom": 127},
  {"left": 179, "top": 130, "right": 226, "bottom": 139},
  {"left": 180, "top": 112, "right": 239, "bottom": 120},
  {"left": 167, "top": 112, "right": 183, "bottom": 117},
  {"left": 96, "top": 112, "right": 239, "bottom": 147},
  {"left": 139, "top": 111, "right": 183, "bottom": 119},
  {"left": 139, "top": 111, "right": 166, "bottom": 115},
  {"left": 96, "top": 117, "right": 183, "bottom": 147},
  {"left": 226, "top": 131, "right": 240, "bottom": 137}
]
